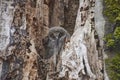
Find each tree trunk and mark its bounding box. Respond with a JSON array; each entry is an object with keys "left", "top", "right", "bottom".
[
  {"left": 0, "top": 0, "right": 108, "bottom": 80},
  {"left": 0, "top": 0, "right": 48, "bottom": 80},
  {"left": 57, "top": 0, "right": 103, "bottom": 79}
]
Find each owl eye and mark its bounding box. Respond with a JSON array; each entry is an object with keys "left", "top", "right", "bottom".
[
  {"left": 50, "top": 33, "right": 56, "bottom": 39},
  {"left": 59, "top": 32, "right": 63, "bottom": 37}
]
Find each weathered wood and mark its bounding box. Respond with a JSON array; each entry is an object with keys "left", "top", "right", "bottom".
[
  {"left": 0, "top": 0, "right": 108, "bottom": 80},
  {"left": 0, "top": 0, "right": 48, "bottom": 80},
  {"left": 56, "top": 0, "right": 107, "bottom": 80}
]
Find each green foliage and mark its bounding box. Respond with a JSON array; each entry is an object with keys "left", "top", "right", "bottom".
[
  {"left": 104, "top": 34, "right": 115, "bottom": 48},
  {"left": 104, "top": 33, "right": 113, "bottom": 41},
  {"left": 104, "top": 27, "right": 120, "bottom": 49},
  {"left": 106, "top": 54, "right": 120, "bottom": 80},
  {"left": 116, "top": 14, "right": 120, "bottom": 21},
  {"left": 106, "top": 39, "right": 115, "bottom": 47},
  {"left": 104, "top": 1, "right": 120, "bottom": 80},
  {"left": 114, "top": 27, "right": 120, "bottom": 40},
  {"left": 104, "top": 0, "right": 120, "bottom": 49},
  {"left": 104, "top": 0, "right": 120, "bottom": 22}
]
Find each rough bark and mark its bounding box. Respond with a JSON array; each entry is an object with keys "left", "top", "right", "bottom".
[
  {"left": 47, "top": 0, "right": 108, "bottom": 80},
  {"left": 49, "top": 0, "right": 64, "bottom": 27},
  {"left": 57, "top": 0, "right": 102, "bottom": 79},
  {"left": 0, "top": 0, "right": 48, "bottom": 80},
  {"left": 45, "top": 0, "right": 108, "bottom": 80},
  {"left": 49, "top": 0, "right": 79, "bottom": 35},
  {"left": 0, "top": 0, "right": 108, "bottom": 80}
]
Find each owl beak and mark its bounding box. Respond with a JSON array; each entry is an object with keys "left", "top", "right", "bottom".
[
  {"left": 57, "top": 38, "right": 59, "bottom": 44},
  {"left": 56, "top": 36, "right": 59, "bottom": 39}
]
